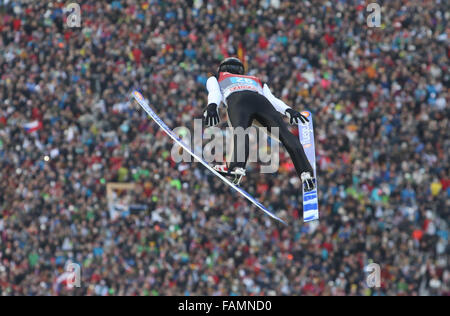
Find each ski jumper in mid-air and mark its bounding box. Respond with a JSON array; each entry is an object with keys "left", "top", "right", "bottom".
[{"left": 203, "top": 57, "right": 316, "bottom": 192}]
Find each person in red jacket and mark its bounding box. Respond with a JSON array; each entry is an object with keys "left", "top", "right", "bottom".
[{"left": 204, "top": 57, "right": 315, "bottom": 191}]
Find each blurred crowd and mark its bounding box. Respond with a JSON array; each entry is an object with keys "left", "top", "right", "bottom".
[{"left": 0, "top": 0, "right": 448, "bottom": 296}]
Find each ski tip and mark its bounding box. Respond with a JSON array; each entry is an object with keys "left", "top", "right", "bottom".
[{"left": 131, "top": 90, "right": 144, "bottom": 102}]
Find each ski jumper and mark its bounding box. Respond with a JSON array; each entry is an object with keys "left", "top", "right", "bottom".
[{"left": 206, "top": 72, "right": 314, "bottom": 178}]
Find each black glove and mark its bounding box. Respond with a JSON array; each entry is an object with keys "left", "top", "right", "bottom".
[
  {"left": 204, "top": 103, "right": 220, "bottom": 127},
  {"left": 285, "top": 109, "right": 309, "bottom": 125}
]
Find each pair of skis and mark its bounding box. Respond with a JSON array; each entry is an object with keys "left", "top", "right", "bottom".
[{"left": 131, "top": 91, "right": 318, "bottom": 225}]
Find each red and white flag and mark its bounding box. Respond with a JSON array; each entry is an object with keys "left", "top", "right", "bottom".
[{"left": 23, "top": 120, "right": 43, "bottom": 134}]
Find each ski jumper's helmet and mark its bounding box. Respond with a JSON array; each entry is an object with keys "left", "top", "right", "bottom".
[{"left": 218, "top": 57, "right": 245, "bottom": 75}]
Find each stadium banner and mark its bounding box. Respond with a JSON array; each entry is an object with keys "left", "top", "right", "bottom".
[{"left": 106, "top": 182, "right": 136, "bottom": 220}]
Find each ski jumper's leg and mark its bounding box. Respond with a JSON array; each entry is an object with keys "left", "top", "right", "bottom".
[
  {"left": 253, "top": 96, "right": 314, "bottom": 178},
  {"left": 226, "top": 92, "right": 256, "bottom": 171}
]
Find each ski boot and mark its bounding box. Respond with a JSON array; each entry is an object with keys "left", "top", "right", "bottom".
[
  {"left": 213, "top": 165, "right": 246, "bottom": 186},
  {"left": 301, "top": 172, "right": 316, "bottom": 192}
]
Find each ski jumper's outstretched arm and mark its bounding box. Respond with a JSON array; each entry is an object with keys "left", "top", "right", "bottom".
[
  {"left": 262, "top": 84, "right": 309, "bottom": 125},
  {"left": 262, "top": 84, "right": 290, "bottom": 115}
]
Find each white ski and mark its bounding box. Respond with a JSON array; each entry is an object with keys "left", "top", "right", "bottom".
[
  {"left": 131, "top": 91, "right": 287, "bottom": 225},
  {"left": 299, "top": 111, "right": 319, "bottom": 222}
]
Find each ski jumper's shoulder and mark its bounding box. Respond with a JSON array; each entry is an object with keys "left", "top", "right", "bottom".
[
  {"left": 206, "top": 76, "right": 223, "bottom": 106},
  {"left": 206, "top": 76, "right": 220, "bottom": 87}
]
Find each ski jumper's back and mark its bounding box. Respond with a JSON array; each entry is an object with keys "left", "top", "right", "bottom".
[{"left": 218, "top": 72, "right": 264, "bottom": 99}]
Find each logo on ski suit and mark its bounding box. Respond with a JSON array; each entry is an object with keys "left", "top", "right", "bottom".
[{"left": 218, "top": 73, "right": 263, "bottom": 98}]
